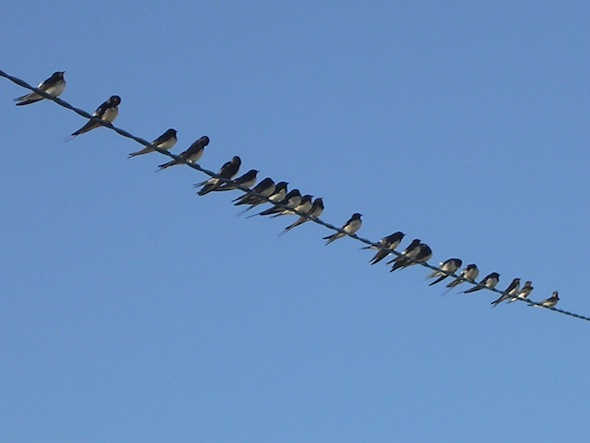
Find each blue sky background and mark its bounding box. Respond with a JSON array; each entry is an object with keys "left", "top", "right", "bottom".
[{"left": 2, "top": 1, "right": 590, "bottom": 441}]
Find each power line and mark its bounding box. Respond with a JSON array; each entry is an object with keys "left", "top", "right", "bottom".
[{"left": 2, "top": 68, "right": 588, "bottom": 323}]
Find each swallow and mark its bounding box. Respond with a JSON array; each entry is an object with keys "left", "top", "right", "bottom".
[
  {"left": 462, "top": 272, "right": 500, "bottom": 294},
  {"left": 271, "top": 191, "right": 307, "bottom": 217},
  {"left": 390, "top": 240, "right": 432, "bottom": 272},
  {"left": 279, "top": 197, "right": 323, "bottom": 236},
  {"left": 412, "top": 244, "right": 432, "bottom": 265},
  {"left": 426, "top": 258, "right": 463, "bottom": 286},
  {"left": 363, "top": 232, "right": 404, "bottom": 251},
  {"left": 234, "top": 177, "right": 276, "bottom": 214},
  {"left": 387, "top": 239, "right": 420, "bottom": 264},
  {"left": 67, "top": 95, "right": 121, "bottom": 139},
  {"left": 157, "top": 135, "right": 210, "bottom": 170},
  {"left": 446, "top": 264, "right": 479, "bottom": 288},
  {"left": 251, "top": 189, "right": 302, "bottom": 218},
  {"left": 195, "top": 156, "right": 242, "bottom": 196},
  {"left": 388, "top": 238, "right": 420, "bottom": 267},
  {"left": 309, "top": 198, "right": 325, "bottom": 218},
  {"left": 128, "top": 128, "right": 177, "bottom": 158},
  {"left": 531, "top": 291, "right": 559, "bottom": 308},
  {"left": 269, "top": 192, "right": 309, "bottom": 218},
  {"left": 507, "top": 280, "right": 533, "bottom": 303},
  {"left": 14, "top": 71, "right": 66, "bottom": 106},
  {"left": 234, "top": 177, "right": 277, "bottom": 203},
  {"left": 323, "top": 213, "right": 362, "bottom": 245},
  {"left": 490, "top": 277, "right": 521, "bottom": 307},
  {"left": 267, "top": 181, "right": 288, "bottom": 204},
  {"left": 366, "top": 231, "right": 405, "bottom": 265},
  {"left": 216, "top": 169, "right": 259, "bottom": 192}
]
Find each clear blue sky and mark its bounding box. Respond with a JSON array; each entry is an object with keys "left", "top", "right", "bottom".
[{"left": 2, "top": 2, "right": 589, "bottom": 442}]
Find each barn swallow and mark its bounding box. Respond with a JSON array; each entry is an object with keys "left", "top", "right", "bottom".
[
  {"left": 390, "top": 240, "right": 432, "bottom": 272},
  {"left": 128, "top": 128, "right": 177, "bottom": 158},
  {"left": 234, "top": 178, "right": 277, "bottom": 215},
  {"left": 462, "top": 272, "right": 500, "bottom": 294},
  {"left": 251, "top": 189, "right": 302, "bottom": 218},
  {"left": 363, "top": 232, "right": 404, "bottom": 251},
  {"left": 507, "top": 280, "right": 533, "bottom": 303},
  {"left": 233, "top": 177, "right": 275, "bottom": 203},
  {"left": 490, "top": 278, "right": 521, "bottom": 307},
  {"left": 446, "top": 264, "right": 479, "bottom": 288},
  {"left": 67, "top": 95, "right": 121, "bottom": 139},
  {"left": 269, "top": 193, "right": 310, "bottom": 218},
  {"left": 323, "top": 213, "right": 362, "bottom": 245},
  {"left": 366, "top": 231, "right": 405, "bottom": 265},
  {"left": 14, "top": 71, "right": 66, "bottom": 105},
  {"left": 268, "top": 181, "right": 288, "bottom": 203},
  {"left": 531, "top": 291, "right": 559, "bottom": 308},
  {"left": 195, "top": 156, "right": 242, "bottom": 195},
  {"left": 157, "top": 135, "right": 210, "bottom": 170},
  {"left": 307, "top": 198, "right": 324, "bottom": 218},
  {"left": 388, "top": 239, "right": 420, "bottom": 263},
  {"left": 216, "top": 169, "right": 259, "bottom": 191},
  {"left": 412, "top": 244, "right": 433, "bottom": 265},
  {"left": 279, "top": 197, "right": 323, "bottom": 236},
  {"left": 388, "top": 238, "right": 421, "bottom": 268},
  {"left": 426, "top": 258, "right": 463, "bottom": 286}
]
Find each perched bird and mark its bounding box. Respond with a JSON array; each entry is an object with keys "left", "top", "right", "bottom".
[
  {"left": 157, "top": 135, "right": 209, "bottom": 170},
  {"left": 233, "top": 177, "right": 276, "bottom": 202},
  {"left": 388, "top": 239, "right": 421, "bottom": 265},
  {"left": 507, "top": 280, "right": 533, "bottom": 303},
  {"left": 267, "top": 181, "right": 288, "bottom": 204},
  {"left": 366, "top": 231, "right": 405, "bottom": 265},
  {"left": 234, "top": 177, "right": 277, "bottom": 216},
  {"left": 462, "top": 272, "right": 500, "bottom": 294},
  {"left": 426, "top": 258, "right": 463, "bottom": 286},
  {"left": 128, "top": 128, "right": 177, "bottom": 158},
  {"left": 323, "top": 213, "right": 362, "bottom": 245},
  {"left": 67, "top": 95, "right": 121, "bottom": 139},
  {"left": 531, "top": 291, "right": 559, "bottom": 308},
  {"left": 216, "top": 169, "right": 259, "bottom": 192},
  {"left": 390, "top": 240, "right": 432, "bottom": 272},
  {"left": 363, "top": 232, "right": 404, "bottom": 251},
  {"left": 279, "top": 197, "right": 324, "bottom": 236},
  {"left": 15, "top": 71, "right": 66, "bottom": 106},
  {"left": 251, "top": 189, "right": 302, "bottom": 218},
  {"left": 309, "top": 198, "right": 325, "bottom": 219},
  {"left": 270, "top": 193, "right": 310, "bottom": 218},
  {"left": 446, "top": 264, "right": 479, "bottom": 289},
  {"left": 195, "top": 156, "right": 242, "bottom": 196},
  {"left": 268, "top": 181, "right": 289, "bottom": 203},
  {"left": 411, "top": 244, "right": 432, "bottom": 266},
  {"left": 490, "top": 278, "right": 521, "bottom": 307}
]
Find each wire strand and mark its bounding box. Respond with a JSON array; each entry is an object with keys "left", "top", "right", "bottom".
[{"left": 2, "top": 68, "right": 588, "bottom": 323}]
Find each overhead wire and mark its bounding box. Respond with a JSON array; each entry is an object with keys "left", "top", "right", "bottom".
[{"left": 2, "top": 68, "right": 588, "bottom": 323}]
